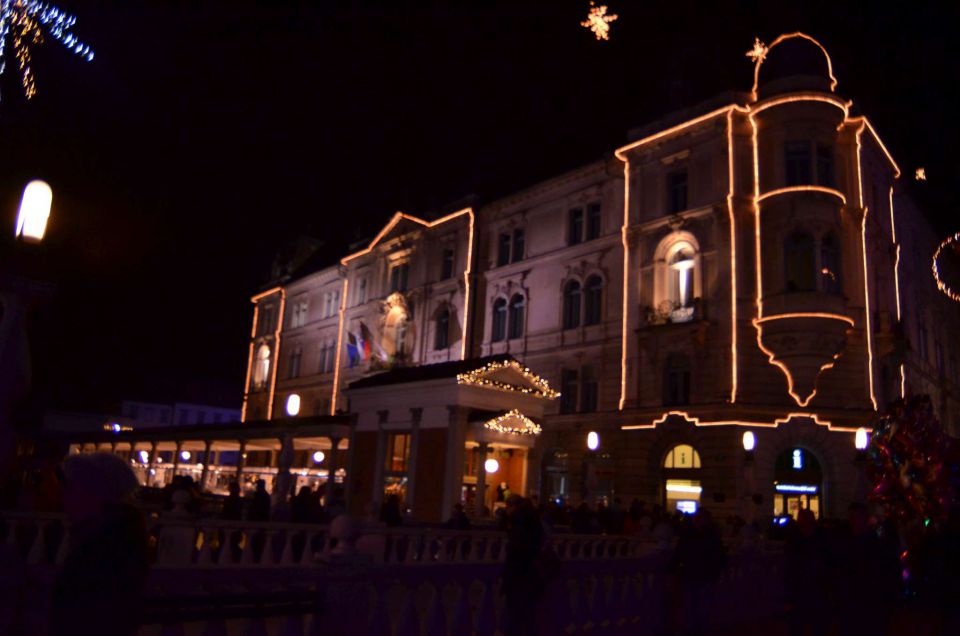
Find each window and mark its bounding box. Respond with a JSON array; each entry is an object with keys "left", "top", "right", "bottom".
[
  {"left": 319, "top": 341, "right": 335, "bottom": 374},
  {"left": 918, "top": 319, "right": 928, "bottom": 361},
  {"left": 784, "top": 232, "right": 816, "bottom": 292},
  {"left": 253, "top": 344, "right": 271, "bottom": 388},
  {"left": 560, "top": 369, "right": 579, "bottom": 414},
  {"left": 435, "top": 308, "right": 450, "bottom": 350},
  {"left": 511, "top": 229, "right": 525, "bottom": 263},
  {"left": 785, "top": 141, "right": 812, "bottom": 186},
  {"left": 584, "top": 275, "right": 603, "bottom": 325},
  {"left": 322, "top": 292, "right": 340, "bottom": 318},
  {"left": 291, "top": 300, "right": 308, "bottom": 328},
  {"left": 663, "top": 352, "right": 691, "bottom": 406},
  {"left": 586, "top": 203, "right": 602, "bottom": 241},
  {"left": 936, "top": 340, "right": 945, "bottom": 375},
  {"left": 259, "top": 306, "right": 275, "bottom": 336},
  {"left": 663, "top": 444, "right": 701, "bottom": 469},
  {"left": 669, "top": 247, "right": 696, "bottom": 309},
  {"left": 667, "top": 170, "right": 688, "bottom": 214},
  {"left": 816, "top": 143, "right": 834, "bottom": 187},
  {"left": 581, "top": 366, "right": 598, "bottom": 413},
  {"left": 562, "top": 280, "right": 582, "bottom": 329},
  {"left": 492, "top": 298, "right": 507, "bottom": 342},
  {"left": 820, "top": 232, "right": 842, "bottom": 294},
  {"left": 497, "top": 233, "right": 511, "bottom": 267},
  {"left": 384, "top": 433, "right": 411, "bottom": 473},
  {"left": 390, "top": 263, "right": 409, "bottom": 293},
  {"left": 356, "top": 277, "right": 368, "bottom": 305},
  {"left": 441, "top": 248, "right": 455, "bottom": 280},
  {"left": 288, "top": 347, "right": 302, "bottom": 379},
  {"left": 508, "top": 294, "right": 525, "bottom": 339},
  {"left": 568, "top": 208, "right": 584, "bottom": 245}
]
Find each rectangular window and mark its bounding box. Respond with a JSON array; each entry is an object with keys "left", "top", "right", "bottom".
[
  {"left": 441, "top": 248, "right": 455, "bottom": 280},
  {"left": 291, "top": 300, "right": 308, "bottom": 328},
  {"left": 581, "top": 366, "right": 598, "bottom": 413},
  {"left": 357, "top": 278, "right": 367, "bottom": 305},
  {"left": 816, "top": 143, "right": 834, "bottom": 187},
  {"left": 936, "top": 341, "right": 945, "bottom": 375},
  {"left": 560, "top": 369, "right": 579, "bottom": 414},
  {"left": 586, "top": 203, "right": 602, "bottom": 240},
  {"left": 667, "top": 170, "right": 688, "bottom": 214},
  {"left": 497, "top": 233, "right": 511, "bottom": 267},
  {"left": 390, "top": 263, "right": 409, "bottom": 292},
  {"left": 288, "top": 348, "right": 302, "bottom": 378},
  {"left": 384, "top": 433, "right": 411, "bottom": 473},
  {"left": 259, "top": 306, "right": 275, "bottom": 336},
  {"left": 511, "top": 229, "right": 525, "bottom": 263},
  {"left": 785, "top": 141, "right": 812, "bottom": 186},
  {"left": 568, "top": 208, "right": 584, "bottom": 245}
]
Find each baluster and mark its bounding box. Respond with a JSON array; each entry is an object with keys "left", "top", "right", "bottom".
[
  {"left": 242, "top": 616, "right": 268, "bottom": 636},
  {"left": 160, "top": 623, "right": 186, "bottom": 636},
  {"left": 395, "top": 589, "right": 419, "bottom": 636},
  {"left": 424, "top": 585, "right": 446, "bottom": 635},
  {"left": 240, "top": 528, "right": 257, "bottom": 566},
  {"left": 279, "top": 530, "right": 297, "bottom": 565},
  {"left": 201, "top": 618, "right": 228, "bottom": 636},
  {"left": 570, "top": 577, "right": 589, "bottom": 632},
  {"left": 475, "top": 582, "right": 496, "bottom": 636},
  {"left": 196, "top": 526, "right": 216, "bottom": 566},
  {"left": 367, "top": 587, "right": 391, "bottom": 635},
  {"left": 450, "top": 583, "right": 472, "bottom": 635},
  {"left": 279, "top": 614, "right": 305, "bottom": 636},
  {"left": 26, "top": 520, "right": 47, "bottom": 564},
  {"left": 54, "top": 525, "right": 70, "bottom": 565}
]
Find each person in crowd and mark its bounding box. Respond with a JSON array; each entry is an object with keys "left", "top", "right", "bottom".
[
  {"left": 445, "top": 502, "right": 471, "bottom": 530},
  {"left": 496, "top": 482, "right": 505, "bottom": 502},
  {"left": 379, "top": 493, "right": 403, "bottom": 527},
  {"left": 248, "top": 479, "right": 271, "bottom": 521},
  {"left": 784, "top": 509, "right": 830, "bottom": 636},
  {"left": 221, "top": 481, "right": 243, "bottom": 519},
  {"left": 669, "top": 508, "right": 726, "bottom": 635},
  {"left": 291, "top": 485, "right": 315, "bottom": 523},
  {"left": 501, "top": 495, "right": 545, "bottom": 635},
  {"left": 50, "top": 452, "right": 148, "bottom": 636},
  {"left": 571, "top": 501, "right": 594, "bottom": 534},
  {"left": 326, "top": 486, "right": 346, "bottom": 520}
]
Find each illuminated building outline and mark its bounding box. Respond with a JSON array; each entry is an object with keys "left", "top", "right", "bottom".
[{"left": 621, "top": 409, "right": 861, "bottom": 433}]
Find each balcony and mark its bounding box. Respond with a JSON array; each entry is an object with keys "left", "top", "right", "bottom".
[{"left": 642, "top": 298, "right": 702, "bottom": 328}]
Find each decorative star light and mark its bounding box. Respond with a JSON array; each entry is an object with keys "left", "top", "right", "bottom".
[
  {"left": 0, "top": 1, "right": 94, "bottom": 101},
  {"left": 915, "top": 167, "right": 927, "bottom": 181},
  {"left": 581, "top": 2, "right": 618, "bottom": 42},
  {"left": 746, "top": 37, "right": 768, "bottom": 63}
]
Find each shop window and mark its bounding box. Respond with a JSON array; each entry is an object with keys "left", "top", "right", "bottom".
[{"left": 663, "top": 444, "right": 701, "bottom": 469}]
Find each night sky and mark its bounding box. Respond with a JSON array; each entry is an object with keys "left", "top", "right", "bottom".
[{"left": 0, "top": 1, "right": 956, "bottom": 412}]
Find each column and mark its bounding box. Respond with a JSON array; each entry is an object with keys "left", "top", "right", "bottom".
[
  {"left": 405, "top": 408, "right": 422, "bottom": 515},
  {"left": 272, "top": 434, "right": 295, "bottom": 509},
  {"left": 235, "top": 439, "right": 247, "bottom": 484},
  {"left": 147, "top": 441, "right": 159, "bottom": 488},
  {"left": 442, "top": 406, "right": 468, "bottom": 519},
  {"left": 172, "top": 440, "right": 183, "bottom": 476},
  {"left": 475, "top": 441, "right": 489, "bottom": 518},
  {"left": 199, "top": 440, "right": 213, "bottom": 491},
  {"left": 328, "top": 435, "right": 342, "bottom": 486}
]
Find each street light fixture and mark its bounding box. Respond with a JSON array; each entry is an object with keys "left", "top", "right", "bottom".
[
  {"left": 285, "top": 393, "right": 301, "bottom": 417},
  {"left": 586, "top": 431, "right": 600, "bottom": 451},
  {"left": 742, "top": 431, "right": 756, "bottom": 452},
  {"left": 484, "top": 458, "right": 499, "bottom": 474},
  {"left": 15, "top": 180, "right": 52, "bottom": 243}
]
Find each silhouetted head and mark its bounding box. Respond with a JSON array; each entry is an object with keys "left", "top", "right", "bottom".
[
  {"left": 61, "top": 452, "right": 140, "bottom": 523},
  {"left": 228, "top": 482, "right": 240, "bottom": 497},
  {"left": 796, "top": 508, "right": 817, "bottom": 535}
]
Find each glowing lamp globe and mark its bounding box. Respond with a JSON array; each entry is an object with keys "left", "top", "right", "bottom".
[
  {"left": 180, "top": 450, "right": 191, "bottom": 461},
  {"left": 15, "top": 180, "right": 53, "bottom": 242},
  {"left": 484, "top": 458, "right": 499, "bottom": 474},
  {"left": 855, "top": 427, "right": 869, "bottom": 451},
  {"left": 286, "top": 393, "right": 301, "bottom": 416},
  {"left": 312, "top": 450, "right": 325, "bottom": 464},
  {"left": 742, "top": 431, "right": 756, "bottom": 452},
  {"left": 586, "top": 431, "right": 600, "bottom": 451},
  {"left": 138, "top": 450, "right": 149, "bottom": 464}
]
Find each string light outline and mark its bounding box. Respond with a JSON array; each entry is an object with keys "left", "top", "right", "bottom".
[
  {"left": 483, "top": 409, "right": 542, "bottom": 436},
  {"left": 756, "top": 185, "right": 846, "bottom": 205},
  {"left": 619, "top": 158, "right": 630, "bottom": 409},
  {"left": 854, "top": 122, "right": 879, "bottom": 410},
  {"left": 750, "top": 32, "right": 837, "bottom": 101},
  {"left": 266, "top": 289, "right": 287, "bottom": 420},
  {"left": 241, "top": 287, "right": 282, "bottom": 423},
  {"left": 457, "top": 359, "right": 560, "bottom": 400},
  {"left": 932, "top": 232, "right": 960, "bottom": 302},
  {"left": 621, "top": 409, "right": 861, "bottom": 433}
]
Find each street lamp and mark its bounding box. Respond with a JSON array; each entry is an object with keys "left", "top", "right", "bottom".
[
  {"left": 586, "top": 431, "right": 600, "bottom": 451},
  {"left": 312, "top": 450, "right": 325, "bottom": 464},
  {"left": 15, "top": 180, "right": 53, "bottom": 243},
  {"left": 285, "top": 393, "right": 301, "bottom": 417},
  {"left": 855, "top": 428, "right": 869, "bottom": 451},
  {"left": 742, "top": 431, "right": 756, "bottom": 452},
  {"left": 484, "top": 458, "right": 499, "bottom": 474}
]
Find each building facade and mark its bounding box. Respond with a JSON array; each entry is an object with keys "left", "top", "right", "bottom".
[{"left": 241, "top": 34, "right": 960, "bottom": 523}]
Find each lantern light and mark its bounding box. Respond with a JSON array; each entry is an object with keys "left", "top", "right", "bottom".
[
  {"left": 855, "top": 428, "right": 869, "bottom": 451},
  {"left": 484, "top": 458, "right": 499, "bottom": 474},
  {"left": 742, "top": 431, "right": 756, "bottom": 452},
  {"left": 286, "top": 393, "right": 301, "bottom": 417},
  {"left": 312, "top": 450, "right": 325, "bottom": 464},
  {"left": 138, "top": 450, "right": 149, "bottom": 464},
  {"left": 15, "top": 180, "right": 53, "bottom": 242},
  {"left": 586, "top": 431, "right": 600, "bottom": 451},
  {"left": 180, "top": 450, "right": 191, "bottom": 462}
]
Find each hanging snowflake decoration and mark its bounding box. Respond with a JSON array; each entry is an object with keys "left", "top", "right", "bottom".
[
  {"left": 745, "top": 37, "right": 768, "bottom": 63},
  {"left": 915, "top": 167, "right": 927, "bottom": 181},
  {"left": 0, "top": 1, "right": 95, "bottom": 101},
  {"left": 581, "top": 2, "right": 618, "bottom": 41}
]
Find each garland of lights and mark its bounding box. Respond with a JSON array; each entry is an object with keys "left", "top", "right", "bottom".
[
  {"left": 0, "top": 1, "right": 94, "bottom": 101},
  {"left": 457, "top": 360, "right": 560, "bottom": 399},
  {"left": 483, "top": 409, "right": 542, "bottom": 436},
  {"left": 580, "top": 2, "right": 617, "bottom": 41},
  {"left": 932, "top": 232, "right": 960, "bottom": 302}
]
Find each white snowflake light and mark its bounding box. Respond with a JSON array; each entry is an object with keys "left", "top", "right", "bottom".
[
  {"left": 915, "top": 167, "right": 927, "bottom": 181},
  {"left": 0, "top": 1, "right": 95, "bottom": 101},
  {"left": 581, "top": 2, "right": 618, "bottom": 42},
  {"left": 746, "top": 37, "right": 768, "bottom": 63}
]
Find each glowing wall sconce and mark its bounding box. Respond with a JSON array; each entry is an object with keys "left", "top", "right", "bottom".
[
  {"left": 742, "top": 431, "right": 756, "bottom": 452},
  {"left": 312, "top": 450, "right": 325, "bottom": 464},
  {"left": 286, "top": 393, "right": 301, "bottom": 417},
  {"left": 484, "top": 458, "right": 500, "bottom": 474},
  {"left": 586, "top": 431, "right": 600, "bottom": 451},
  {"left": 855, "top": 427, "right": 869, "bottom": 451},
  {"left": 15, "top": 180, "right": 53, "bottom": 242}
]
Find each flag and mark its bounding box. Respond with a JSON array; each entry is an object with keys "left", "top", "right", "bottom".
[
  {"left": 360, "top": 322, "right": 386, "bottom": 361},
  {"left": 346, "top": 332, "right": 360, "bottom": 367}
]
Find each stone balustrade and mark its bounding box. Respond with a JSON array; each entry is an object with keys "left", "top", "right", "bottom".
[{"left": 1, "top": 510, "right": 783, "bottom": 635}]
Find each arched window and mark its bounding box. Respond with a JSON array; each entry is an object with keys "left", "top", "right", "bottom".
[
  {"left": 253, "top": 344, "right": 271, "bottom": 388},
  {"left": 663, "top": 352, "right": 690, "bottom": 406},
  {"left": 663, "top": 444, "right": 701, "bottom": 469},
  {"left": 784, "top": 231, "right": 816, "bottom": 292},
  {"left": 820, "top": 232, "right": 842, "bottom": 294},
  {"left": 562, "top": 280, "right": 581, "bottom": 329},
  {"left": 669, "top": 247, "right": 696, "bottom": 308},
  {"left": 584, "top": 275, "right": 603, "bottom": 325},
  {"left": 434, "top": 307, "right": 450, "bottom": 350},
  {"left": 508, "top": 294, "right": 525, "bottom": 339},
  {"left": 492, "top": 298, "right": 507, "bottom": 342}
]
